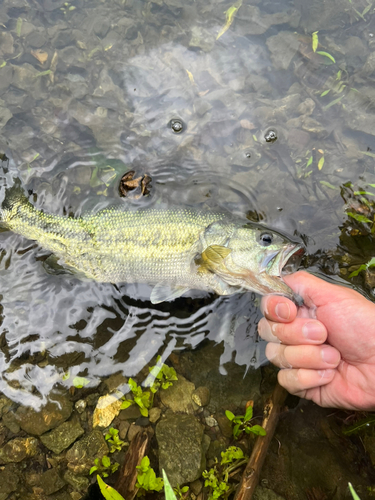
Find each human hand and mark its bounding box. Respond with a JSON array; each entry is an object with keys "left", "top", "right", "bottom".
[{"left": 258, "top": 271, "right": 375, "bottom": 410}]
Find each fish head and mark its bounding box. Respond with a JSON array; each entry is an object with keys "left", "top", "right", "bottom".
[{"left": 198, "top": 222, "right": 304, "bottom": 304}]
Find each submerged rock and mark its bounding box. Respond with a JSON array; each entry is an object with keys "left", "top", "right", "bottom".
[
  {"left": 156, "top": 413, "right": 205, "bottom": 487},
  {"left": 0, "top": 464, "right": 19, "bottom": 500},
  {"left": 66, "top": 429, "right": 109, "bottom": 475},
  {"left": 160, "top": 374, "right": 198, "bottom": 414},
  {"left": 0, "top": 436, "right": 38, "bottom": 464},
  {"left": 40, "top": 416, "right": 84, "bottom": 455},
  {"left": 36, "top": 468, "right": 66, "bottom": 495},
  {"left": 93, "top": 392, "right": 122, "bottom": 428},
  {"left": 15, "top": 395, "right": 73, "bottom": 436}
]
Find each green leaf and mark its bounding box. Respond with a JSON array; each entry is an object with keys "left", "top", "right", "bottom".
[
  {"left": 320, "top": 89, "right": 330, "bottom": 97},
  {"left": 163, "top": 470, "right": 178, "bottom": 500},
  {"left": 102, "top": 456, "right": 111, "bottom": 468},
  {"left": 353, "top": 191, "right": 375, "bottom": 196},
  {"left": 317, "top": 51, "right": 336, "bottom": 63},
  {"left": 347, "top": 212, "right": 372, "bottom": 223},
  {"left": 244, "top": 405, "right": 253, "bottom": 422},
  {"left": 216, "top": 0, "right": 243, "bottom": 40},
  {"left": 324, "top": 95, "right": 344, "bottom": 109},
  {"left": 360, "top": 151, "right": 375, "bottom": 158},
  {"left": 312, "top": 31, "right": 319, "bottom": 52},
  {"left": 320, "top": 181, "right": 338, "bottom": 190},
  {"left": 34, "top": 70, "right": 52, "bottom": 77},
  {"left": 225, "top": 410, "right": 235, "bottom": 421},
  {"left": 97, "top": 476, "right": 126, "bottom": 500},
  {"left": 317, "top": 156, "right": 325, "bottom": 170},
  {"left": 233, "top": 423, "right": 241, "bottom": 438},
  {"left": 89, "top": 466, "right": 98, "bottom": 475},
  {"left": 306, "top": 156, "right": 313, "bottom": 168},
  {"left": 120, "top": 400, "right": 133, "bottom": 410},
  {"left": 248, "top": 424, "right": 266, "bottom": 436},
  {"left": 16, "top": 17, "right": 23, "bottom": 37},
  {"left": 72, "top": 376, "right": 90, "bottom": 389},
  {"left": 0, "top": 61, "right": 6, "bottom": 68},
  {"left": 348, "top": 483, "right": 361, "bottom": 500}
]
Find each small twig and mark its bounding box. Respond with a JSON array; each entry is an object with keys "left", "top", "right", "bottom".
[
  {"left": 234, "top": 383, "right": 288, "bottom": 500},
  {"left": 114, "top": 429, "right": 151, "bottom": 500}
]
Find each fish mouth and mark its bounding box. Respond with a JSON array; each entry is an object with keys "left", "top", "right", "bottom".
[{"left": 280, "top": 244, "right": 305, "bottom": 276}]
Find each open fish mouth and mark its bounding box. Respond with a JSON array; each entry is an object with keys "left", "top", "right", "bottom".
[{"left": 280, "top": 244, "right": 305, "bottom": 275}]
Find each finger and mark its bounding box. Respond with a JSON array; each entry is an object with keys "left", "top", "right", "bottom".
[
  {"left": 266, "top": 343, "right": 341, "bottom": 370},
  {"left": 260, "top": 295, "right": 297, "bottom": 323},
  {"left": 277, "top": 367, "right": 336, "bottom": 395},
  {"left": 258, "top": 317, "right": 327, "bottom": 345}
]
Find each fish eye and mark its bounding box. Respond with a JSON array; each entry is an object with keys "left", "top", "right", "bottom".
[{"left": 260, "top": 233, "right": 273, "bottom": 246}]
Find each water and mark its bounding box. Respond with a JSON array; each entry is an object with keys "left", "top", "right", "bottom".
[{"left": 0, "top": 0, "right": 375, "bottom": 494}]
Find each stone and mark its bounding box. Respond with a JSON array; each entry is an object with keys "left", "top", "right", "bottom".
[
  {"left": 205, "top": 416, "right": 218, "bottom": 428},
  {"left": 128, "top": 423, "right": 142, "bottom": 441},
  {"left": 93, "top": 19, "right": 111, "bottom": 39},
  {"left": 40, "top": 416, "right": 85, "bottom": 455},
  {"left": 0, "top": 33, "right": 14, "bottom": 56},
  {"left": 0, "top": 436, "right": 38, "bottom": 464},
  {"left": 190, "top": 479, "right": 203, "bottom": 495},
  {"left": 26, "top": 31, "right": 46, "bottom": 48},
  {"left": 2, "top": 409, "right": 20, "bottom": 434},
  {"left": 160, "top": 374, "right": 198, "bottom": 414},
  {"left": 0, "top": 464, "right": 19, "bottom": 500},
  {"left": 0, "top": 103, "right": 12, "bottom": 130},
  {"left": 189, "top": 26, "right": 215, "bottom": 52},
  {"left": 37, "top": 468, "right": 66, "bottom": 495},
  {"left": 156, "top": 413, "right": 205, "bottom": 487},
  {"left": 64, "top": 470, "right": 90, "bottom": 491},
  {"left": 66, "top": 430, "right": 109, "bottom": 475},
  {"left": 93, "top": 392, "right": 122, "bottom": 428},
  {"left": 253, "top": 486, "right": 286, "bottom": 500},
  {"left": 192, "top": 387, "right": 210, "bottom": 407},
  {"left": 118, "top": 420, "right": 130, "bottom": 439},
  {"left": 101, "top": 373, "right": 128, "bottom": 393},
  {"left": 0, "top": 65, "right": 13, "bottom": 95},
  {"left": 216, "top": 414, "right": 233, "bottom": 439},
  {"left": 15, "top": 395, "right": 72, "bottom": 435},
  {"left": 149, "top": 407, "right": 161, "bottom": 424},
  {"left": 74, "top": 400, "right": 86, "bottom": 414},
  {"left": 266, "top": 31, "right": 299, "bottom": 70},
  {"left": 118, "top": 404, "right": 141, "bottom": 420}
]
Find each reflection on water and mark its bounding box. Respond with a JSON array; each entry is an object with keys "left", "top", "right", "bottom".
[{"left": 0, "top": 0, "right": 375, "bottom": 411}]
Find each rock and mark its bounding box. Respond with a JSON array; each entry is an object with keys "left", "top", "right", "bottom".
[
  {"left": 0, "top": 33, "right": 14, "bottom": 56},
  {"left": 253, "top": 486, "right": 286, "bottom": 500},
  {"left": 37, "top": 468, "right": 66, "bottom": 495},
  {"left": 190, "top": 479, "right": 203, "bottom": 495},
  {"left": 74, "top": 400, "right": 86, "bottom": 414},
  {"left": 297, "top": 98, "right": 315, "bottom": 116},
  {"left": 189, "top": 26, "right": 215, "bottom": 52},
  {"left": 15, "top": 395, "right": 72, "bottom": 435},
  {"left": 26, "top": 31, "right": 46, "bottom": 48},
  {"left": 216, "top": 414, "right": 233, "bottom": 439},
  {"left": 118, "top": 420, "right": 130, "bottom": 439},
  {"left": 128, "top": 423, "right": 142, "bottom": 441},
  {"left": 156, "top": 413, "right": 205, "bottom": 487},
  {"left": 0, "top": 464, "right": 19, "bottom": 500},
  {"left": 53, "top": 30, "right": 75, "bottom": 48},
  {"left": 0, "top": 437, "right": 38, "bottom": 464},
  {"left": 40, "top": 416, "right": 85, "bottom": 455},
  {"left": 160, "top": 374, "right": 198, "bottom": 414},
  {"left": 93, "top": 19, "right": 111, "bottom": 39},
  {"left": 66, "top": 430, "right": 109, "bottom": 475},
  {"left": 2, "top": 409, "right": 20, "bottom": 434},
  {"left": 0, "top": 103, "right": 12, "bottom": 130},
  {"left": 301, "top": 116, "right": 327, "bottom": 137},
  {"left": 0, "top": 65, "right": 13, "bottom": 95},
  {"left": 118, "top": 404, "right": 141, "bottom": 420},
  {"left": 205, "top": 416, "right": 218, "bottom": 428},
  {"left": 192, "top": 387, "right": 210, "bottom": 407},
  {"left": 149, "top": 407, "right": 161, "bottom": 424},
  {"left": 63, "top": 470, "right": 90, "bottom": 491},
  {"left": 93, "top": 392, "right": 122, "bottom": 428},
  {"left": 266, "top": 31, "right": 299, "bottom": 70},
  {"left": 238, "top": 6, "right": 300, "bottom": 36},
  {"left": 101, "top": 373, "right": 128, "bottom": 393}
]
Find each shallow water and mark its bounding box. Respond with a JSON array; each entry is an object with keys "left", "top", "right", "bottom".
[{"left": 0, "top": 0, "right": 375, "bottom": 491}]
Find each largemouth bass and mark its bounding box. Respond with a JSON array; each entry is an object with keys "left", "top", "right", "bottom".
[{"left": 0, "top": 184, "right": 304, "bottom": 304}]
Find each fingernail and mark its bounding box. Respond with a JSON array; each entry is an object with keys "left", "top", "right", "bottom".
[
  {"left": 321, "top": 345, "right": 340, "bottom": 365},
  {"left": 258, "top": 319, "right": 280, "bottom": 343},
  {"left": 302, "top": 321, "right": 325, "bottom": 341},
  {"left": 275, "top": 302, "right": 290, "bottom": 321}
]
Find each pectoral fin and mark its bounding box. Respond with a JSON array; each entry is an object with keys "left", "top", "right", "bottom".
[
  {"left": 150, "top": 284, "right": 190, "bottom": 304},
  {"left": 196, "top": 245, "right": 232, "bottom": 272}
]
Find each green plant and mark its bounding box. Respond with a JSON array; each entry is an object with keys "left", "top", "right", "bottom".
[
  {"left": 348, "top": 482, "right": 361, "bottom": 500},
  {"left": 136, "top": 456, "right": 164, "bottom": 494},
  {"left": 163, "top": 470, "right": 178, "bottom": 500},
  {"left": 173, "top": 484, "right": 189, "bottom": 498},
  {"left": 97, "top": 475, "right": 125, "bottom": 500},
  {"left": 145, "top": 356, "right": 178, "bottom": 393},
  {"left": 202, "top": 446, "right": 248, "bottom": 500},
  {"left": 120, "top": 378, "right": 153, "bottom": 417},
  {"left": 225, "top": 406, "right": 266, "bottom": 439},
  {"left": 105, "top": 427, "right": 126, "bottom": 453},
  {"left": 90, "top": 455, "right": 120, "bottom": 477}
]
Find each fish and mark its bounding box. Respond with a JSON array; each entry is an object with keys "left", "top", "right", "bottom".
[{"left": 0, "top": 182, "right": 304, "bottom": 305}]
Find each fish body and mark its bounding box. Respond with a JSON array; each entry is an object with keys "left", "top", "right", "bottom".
[{"left": 1, "top": 189, "right": 303, "bottom": 304}]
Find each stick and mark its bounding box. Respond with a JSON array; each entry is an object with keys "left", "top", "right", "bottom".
[
  {"left": 234, "top": 383, "right": 288, "bottom": 500},
  {"left": 114, "top": 429, "right": 151, "bottom": 500}
]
